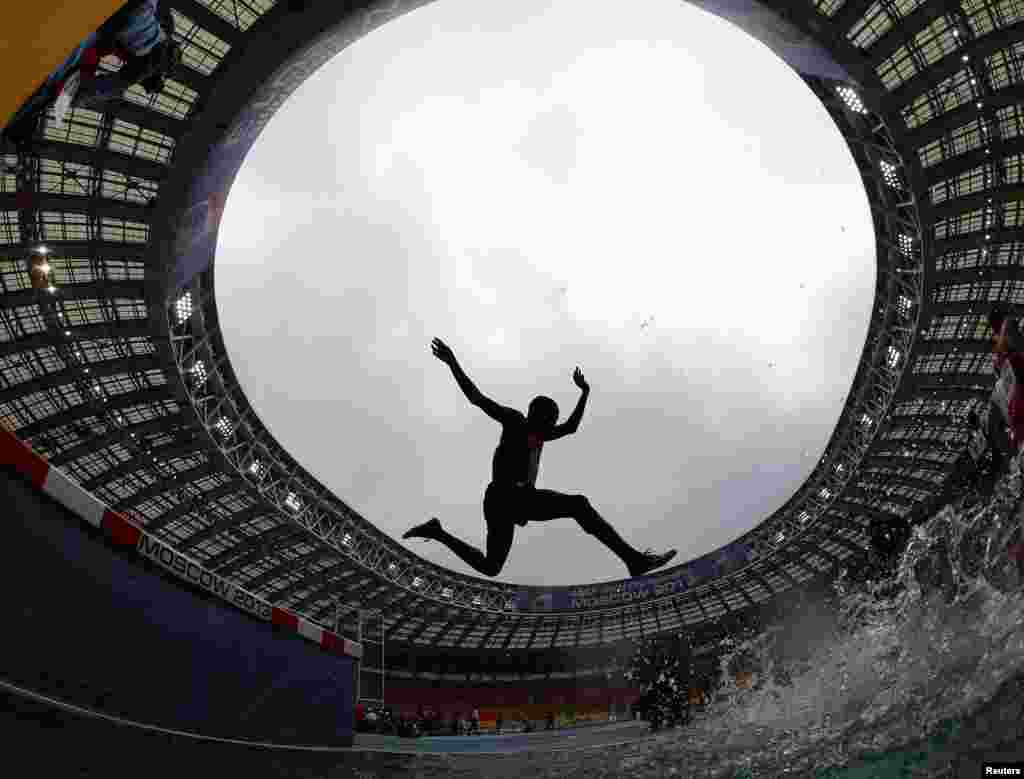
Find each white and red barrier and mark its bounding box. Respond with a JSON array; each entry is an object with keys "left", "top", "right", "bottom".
[{"left": 0, "top": 427, "right": 362, "bottom": 661}]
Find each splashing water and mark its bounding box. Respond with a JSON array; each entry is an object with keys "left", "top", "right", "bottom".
[{"left": 618, "top": 458, "right": 1024, "bottom": 778}]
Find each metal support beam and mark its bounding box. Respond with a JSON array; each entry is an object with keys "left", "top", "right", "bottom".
[
  {"left": 176, "top": 498, "right": 263, "bottom": 549},
  {"left": 115, "top": 459, "right": 220, "bottom": 512},
  {"left": 924, "top": 136, "right": 1024, "bottom": 186},
  {"left": 49, "top": 411, "right": 193, "bottom": 467},
  {"left": 210, "top": 523, "right": 296, "bottom": 575},
  {"left": 886, "top": 414, "right": 969, "bottom": 430},
  {"left": 14, "top": 385, "right": 172, "bottom": 442},
  {"left": 863, "top": 0, "right": 952, "bottom": 69},
  {"left": 268, "top": 557, "right": 350, "bottom": 604},
  {"left": 933, "top": 226, "right": 1024, "bottom": 256},
  {"left": 882, "top": 19, "right": 1024, "bottom": 114},
  {"left": 930, "top": 183, "right": 1024, "bottom": 222},
  {"left": 0, "top": 191, "right": 148, "bottom": 222},
  {"left": 32, "top": 140, "right": 167, "bottom": 182},
  {"left": 3, "top": 240, "right": 148, "bottom": 261},
  {"left": 174, "top": 0, "right": 242, "bottom": 46},
  {"left": 81, "top": 437, "right": 206, "bottom": 493},
  {"left": 858, "top": 469, "right": 943, "bottom": 494},
  {"left": 833, "top": 499, "right": 897, "bottom": 524},
  {"left": 0, "top": 320, "right": 153, "bottom": 360},
  {"left": 1, "top": 280, "right": 148, "bottom": 310},
  {"left": 0, "top": 353, "right": 158, "bottom": 406},
  {"left": 904, "top": 82, "right": 1024, "bottom": 150},
  {"left": 242, "top": 545, "right": 337, "bottom": 594},
  {"left": 930, "top": 265, "right": 1024, "bottom": 288},
  {"left": 831, "top": 0, "right": 879, "bottom": 36},
  {"left": 101, "top": 98, "right": 186, "bottom": 137},
  {"left": 289, "top": 569, "right": 361, "bottom": 614}
]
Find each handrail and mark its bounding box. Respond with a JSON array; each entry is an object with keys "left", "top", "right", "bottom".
[
  {"left": 2, "top": 676, "right": 650, "bottom": 756},
  {"left": 0, "top": 676, "right": 353, "bottom": 753}
]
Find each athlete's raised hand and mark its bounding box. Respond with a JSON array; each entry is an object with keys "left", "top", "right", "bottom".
[
  {"left": 431, "top": 337, "right": 457, "bottom": 367},
  {"left": 573, "top": 367, "right": 589, "bottom": 392}
]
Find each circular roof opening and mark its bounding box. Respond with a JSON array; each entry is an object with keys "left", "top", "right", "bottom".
[{"left": 216, "top": 0, "right": 875, "bottom": 586}]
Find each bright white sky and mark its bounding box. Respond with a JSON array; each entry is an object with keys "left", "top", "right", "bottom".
[{"left": 216, "top": 0, "right": 874, "bottom": 587}]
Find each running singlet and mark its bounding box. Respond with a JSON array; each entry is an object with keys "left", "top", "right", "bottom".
[{"left": 491, "top": 412, "right": 544, "bottom": 487}]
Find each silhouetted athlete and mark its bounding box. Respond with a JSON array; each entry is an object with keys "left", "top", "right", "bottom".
[{"left": 402, "top": 338, "right": 677, "bottom": 578}]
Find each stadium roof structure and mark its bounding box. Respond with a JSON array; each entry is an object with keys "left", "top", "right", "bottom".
[{"left": 1, "top": 0, "right": 1021, "bottom": 652}]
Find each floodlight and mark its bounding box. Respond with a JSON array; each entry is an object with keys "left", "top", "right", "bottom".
[
  {"left": 835, "top": 85, "right": 867, "bottom": 115},
  {"left": 879, "top": 159, "right": 900, "bottom": 189},
  {"left": 175, "top": 292, "right": 193, "bottom": 324}
]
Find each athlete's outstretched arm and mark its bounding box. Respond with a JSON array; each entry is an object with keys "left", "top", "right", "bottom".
[
  {"left": 431, "top": 338, "right": 517, "bottom": 423},
  {"left": 549, "top": 367, "right": 590, "bottom": 441}
]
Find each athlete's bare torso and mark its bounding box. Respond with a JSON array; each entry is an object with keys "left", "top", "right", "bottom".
[{"left": 491, "top": 412, "right": 544, "bottom": 488}]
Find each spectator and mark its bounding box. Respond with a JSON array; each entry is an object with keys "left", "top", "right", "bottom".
[
  {"left": 948, "top": 409, "right": 999, "bottom": 499},
  {"left": 988, "top": 306, "right": 1024, "bottom": 460},
  {"left": 966, "top": 410, "right": 988, "bottom": 464},
  {"left": 495, "top": 713, "right": 503, "bottom": 734},
  {"left": 413, "top": 704, "right": 426, "bottom": 735},
  {"left": 470, "top": 706, "right": 480, "bottom": 735},
  {"left": 3, "top": 0, "right": 180, "bottom": 147},
  {"left": 869, "top": 514, "right": 911, "bottom": 569},
  {"left": 74, "top": 0, "right": 181, "bottom": 110}
]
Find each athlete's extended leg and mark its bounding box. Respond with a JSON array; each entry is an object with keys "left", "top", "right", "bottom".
[
  {"left": 525, "top": 489, "right": 675, "bottom": 576},
  {"left": 402, "top": 516, "right": 513, "bottom": 577}
]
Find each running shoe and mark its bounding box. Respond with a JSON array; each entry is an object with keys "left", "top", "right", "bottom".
[
  {"left": 629, "top": 548, "right": 677, "bottom": 577},
  {"left": 403, "top": 517, "right": 441, "bottom": 541}
]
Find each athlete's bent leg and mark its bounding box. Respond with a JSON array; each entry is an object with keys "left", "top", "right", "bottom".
[
  {"left": 527, "top": 490, "right": 676, "bottom": 575},
  {"left": 402, "top": 516, "right": 512, "bottom": 577},
  {"left": 527, "top": 490, "right": 648, "bottom": 572}
]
